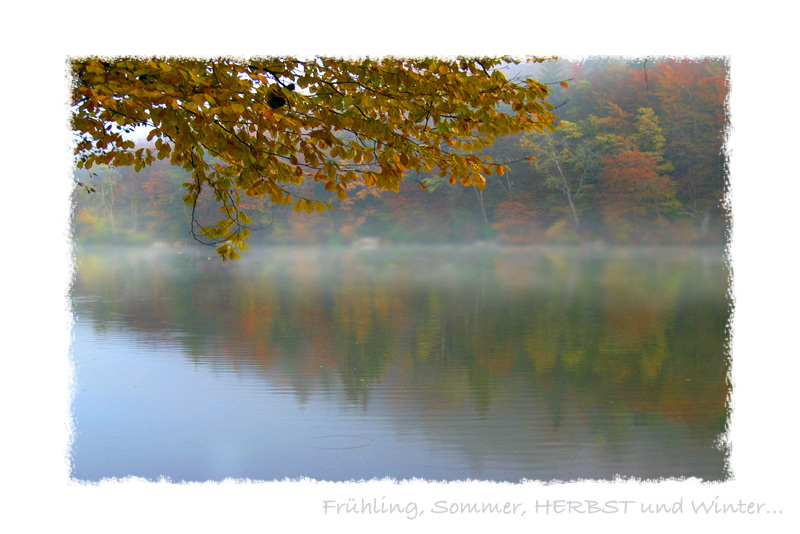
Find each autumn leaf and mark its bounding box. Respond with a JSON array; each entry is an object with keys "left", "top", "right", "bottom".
[{"left": 70, "top": 55, "right": 557, "bottom": 259}]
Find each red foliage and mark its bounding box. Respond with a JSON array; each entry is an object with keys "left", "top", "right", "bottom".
[
  {"left": 492, "top": 200, "right": 538, "bottom": 243},
  {"left": 599, "top": 150, "right": 673, "bottom": 225}
]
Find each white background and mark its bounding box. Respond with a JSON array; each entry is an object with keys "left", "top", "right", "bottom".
[{"left": 1, "top": 1, "right": 797, "bottom": 532}]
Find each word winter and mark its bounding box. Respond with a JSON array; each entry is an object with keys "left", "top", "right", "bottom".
[{"left": 691, "top": 497, "right": 770, "bottom": 515}]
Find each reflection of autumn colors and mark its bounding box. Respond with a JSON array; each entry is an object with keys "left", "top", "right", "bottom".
[{"left": 74, "top": 245, "right": 729, "bottom": 436}]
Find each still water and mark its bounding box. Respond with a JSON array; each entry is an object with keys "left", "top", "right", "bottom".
[{"left": 70, "top": 245, "right": 730, "bottom": 482}]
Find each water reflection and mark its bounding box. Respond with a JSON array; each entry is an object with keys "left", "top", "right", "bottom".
[{"left": 71, "top": 245, "right": 730, "bottom": 482}]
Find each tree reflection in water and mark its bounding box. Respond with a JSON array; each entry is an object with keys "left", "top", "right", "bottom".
[{"left": 71, "top": 244, "right": 730, "bottom": 481}]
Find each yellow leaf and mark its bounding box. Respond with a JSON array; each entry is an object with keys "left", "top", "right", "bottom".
[
  {"left": 71, "top": 56, "right": 561, "bottom": 263},
  {"left": 491, "top": 70, "right": 506, "bottom": 82}
]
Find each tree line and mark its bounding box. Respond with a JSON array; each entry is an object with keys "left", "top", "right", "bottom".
[{"left": 72, "top": 57, "right": 729, "bottom": 247}]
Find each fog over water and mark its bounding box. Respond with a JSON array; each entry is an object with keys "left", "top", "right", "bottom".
[{"left": 70, "top": 243, "right": 729, "bottom": 482}]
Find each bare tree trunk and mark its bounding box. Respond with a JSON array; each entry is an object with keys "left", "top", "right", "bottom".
[
  {"left": 474, "top": 187, "right": 489, "bottom": 225},
  {"left": 566, "top": 192, "right": 580, "bottom": 231},
  {"left": 550, "top": 140, "right": 581, "bottom": 231},
  {"left": 130, "top": 195, "right": 138, "bottom": 233},
  {"left": 326, "top": 211, "right": 336, "bottom": 235},
  {"left": 98, "top": 181, "right": 117, "bottom": 237}
]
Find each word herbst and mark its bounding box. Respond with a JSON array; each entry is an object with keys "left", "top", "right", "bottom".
[{"left": 532, "top": 500, "right": 636, "bottom": 514}]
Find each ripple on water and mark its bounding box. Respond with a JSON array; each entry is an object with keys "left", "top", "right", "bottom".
[{"left": 309, "top": 434, "right": 374, "bottom": 450}]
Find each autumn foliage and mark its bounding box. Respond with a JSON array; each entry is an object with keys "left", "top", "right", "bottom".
[
  {"left": 599, "top": 150, "right": 675, "bottom": 240},
  {"left": 72, "top": 57, "right": 729, "bottom": 249},
  {"left": 71, "top": 56, "right": 557, "bottom": 259},
  {"left": 492, "top": 200, "right": 538, "bottom": 243}
]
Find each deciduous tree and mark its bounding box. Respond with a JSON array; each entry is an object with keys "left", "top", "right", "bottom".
[
  {"left": 650, "top": 58, "right": 728, "bottom": 222},
  {"left": 518, "top": 120, "right": 600, "bottom": 231},
  {"left": 599, "top": 149, "right": 676, "bottom": 240},
  {"left": 71, "top": 56, "right": 557, "bottom": 259}
]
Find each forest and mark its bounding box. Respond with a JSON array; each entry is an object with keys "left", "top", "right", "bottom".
[{"left": 72, "top": 57, "right": 729, "bottom": 247}]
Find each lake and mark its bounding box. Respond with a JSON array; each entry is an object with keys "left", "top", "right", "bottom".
[{"left": 70, "top": 244, "right": 730, "bottom": 482}]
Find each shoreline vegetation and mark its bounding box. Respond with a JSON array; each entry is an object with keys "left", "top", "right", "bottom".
[{"left": 72, "top": 57, "right": 728, "bottom": 251}]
